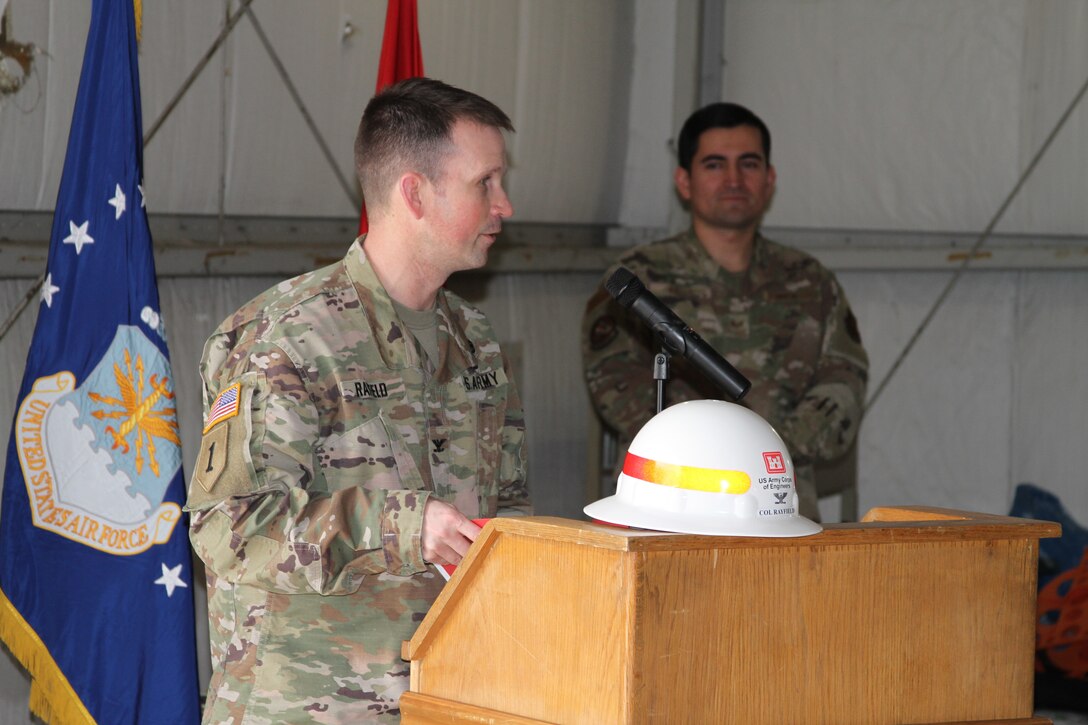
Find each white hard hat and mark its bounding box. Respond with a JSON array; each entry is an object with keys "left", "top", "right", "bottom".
[{"left": 585, "top": 399, "right": 822, "bottom": 538}]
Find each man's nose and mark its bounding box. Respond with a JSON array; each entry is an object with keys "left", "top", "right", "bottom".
[
  {"left": 723, "top": 163, "right": 743, "bottom": 187},
  {"left": 494, "top": 188, "right": 513, "bottom": 219}
]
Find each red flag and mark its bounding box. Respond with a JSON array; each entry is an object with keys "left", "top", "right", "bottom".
[{"left": 360, "top": 0, "right": 424, "bottom": 234}]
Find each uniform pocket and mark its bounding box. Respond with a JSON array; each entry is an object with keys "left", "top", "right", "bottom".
[{"left": 317, "top": 415, "right": 409, "bottom": 492}]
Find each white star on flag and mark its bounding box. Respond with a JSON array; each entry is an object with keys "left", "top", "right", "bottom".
[
  {"left": 138, "top": 183, "right": 146, "bottom": 208},
  {"left": 154, "top": 562, "right": 188, "bottom": 598},
  {"left": 62, "top": 220, "right": 95, "bottom": 254},
  {"left": 40, "top": 273, "right": 60, "bottom": 308},
  {"left": 108, "top": 184, "right": 126, "bottom": 219}
]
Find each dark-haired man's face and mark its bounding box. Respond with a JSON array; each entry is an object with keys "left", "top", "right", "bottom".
[{"left": 674, "top": 125, "right": 775, "bottom": 234}]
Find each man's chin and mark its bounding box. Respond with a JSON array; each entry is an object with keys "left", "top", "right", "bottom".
[
  {"left": 454, "top": 248, "right": 490, "bottom": 274},
  {"left": 707, "top": 213, "right": 762, "bottom": 232}
]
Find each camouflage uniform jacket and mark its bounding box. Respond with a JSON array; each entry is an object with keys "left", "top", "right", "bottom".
[
  {"left": 582, "top": 230, "right": 867, "bottom": 518},
  {"left": 186, "top": 239, "right": 529, "bottom": 723}
]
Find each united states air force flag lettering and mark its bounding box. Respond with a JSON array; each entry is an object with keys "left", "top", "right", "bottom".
[{"left": 0, "top": 0, "right": 200, "bottom": 723}]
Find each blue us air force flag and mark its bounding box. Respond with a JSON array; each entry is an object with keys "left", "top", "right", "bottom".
[{"left": 0, "top": 1, "right": 200, "bottom": 723}]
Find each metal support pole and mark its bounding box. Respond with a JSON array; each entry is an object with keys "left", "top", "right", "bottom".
[{"left": 698, "top": 0, "right": 725, "bottom": 107}]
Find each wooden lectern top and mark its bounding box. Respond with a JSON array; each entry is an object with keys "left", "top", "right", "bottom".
[{"left": 402, "top": 507, "right": 1060, "bottom": 725}]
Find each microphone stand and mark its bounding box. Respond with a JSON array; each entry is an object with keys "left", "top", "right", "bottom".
[{"left": 653, "top": 348, "right": 670, "bottom": 414}]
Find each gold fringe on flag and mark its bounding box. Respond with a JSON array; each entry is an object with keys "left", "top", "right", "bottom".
[
  {"left": 133, "top": 0, "right": 141, "bottom": 44},
  {"left": 0, "top": 587, "right": 95, "bottom": 725}
]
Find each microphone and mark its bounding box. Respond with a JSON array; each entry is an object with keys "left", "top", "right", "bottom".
[{"left": 606, "top": 267, "right": 751, "bottom": 401}]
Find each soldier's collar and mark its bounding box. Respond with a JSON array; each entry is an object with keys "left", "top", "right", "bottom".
[
  {"left": 683, "top": 229, "right": 776, "bottom": 292},
  {"left": 746, "top": 233, "right": 774, "bottom": 286},
  {"left": 681, "top": 229, "right": 723, "bottom": 280},
  {"left": 344, "top": 238, "right": 420, "bottom": 370},
  {"left": 344, "top": 238, "right": 478, "bottom": 373},
  {"left": 433, "top": 294, "right": 479, "bottom": 376},
  {"left": 683, "top": 228, "right": 768, "bottom": 283}
]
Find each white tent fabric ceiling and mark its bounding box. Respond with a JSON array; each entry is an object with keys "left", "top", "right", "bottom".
[{"left": 1, "top": 1, "right": 1087, "bottom": 717}]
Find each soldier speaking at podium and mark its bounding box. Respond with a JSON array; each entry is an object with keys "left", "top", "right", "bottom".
[{"left": 186, "top": 78, "right": 530, "bottom": 723}]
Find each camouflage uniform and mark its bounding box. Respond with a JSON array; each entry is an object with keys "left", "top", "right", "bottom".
[
  {"left": 186, "top": 239, "right": 529, "bottom": 723},
  {"left": 582, "top": 230, "right": 867, "bottom": 519}
]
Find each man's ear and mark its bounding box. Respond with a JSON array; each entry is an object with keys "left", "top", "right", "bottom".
[
  {"left": 399, "top": 172, "right": 426, "bottom": 220},
  {"left": 674, "top": 166, "right": 692, "bottom": 202}
]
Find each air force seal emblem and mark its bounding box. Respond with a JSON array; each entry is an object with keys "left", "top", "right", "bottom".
[{"left": 14, "top": 326, "right": 183, "bottom": 555}]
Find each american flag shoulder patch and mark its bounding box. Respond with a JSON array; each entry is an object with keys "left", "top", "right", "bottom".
[{"left": 203, "top": 383, "right": 241, "bottom": 433}]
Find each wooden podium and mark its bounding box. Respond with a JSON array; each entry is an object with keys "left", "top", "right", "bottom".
[{"left": 401, "top": 507, "right": 1060, "bottom": 725}]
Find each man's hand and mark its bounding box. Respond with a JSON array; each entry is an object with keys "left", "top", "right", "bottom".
[{"left": 421, "top": 499, "right": 481, "bottom": 565}]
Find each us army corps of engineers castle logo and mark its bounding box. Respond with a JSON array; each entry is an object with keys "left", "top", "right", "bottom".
[{"left": 14, "top": 326, "right": 183, "bottom": 555}]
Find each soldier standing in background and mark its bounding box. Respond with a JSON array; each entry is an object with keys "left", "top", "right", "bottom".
[
  {"left": 186, "top": 78, "right": 529, "bottom": 723},
  {"left": 582, "top": 102, "right": 867, "bottom": 520}
]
